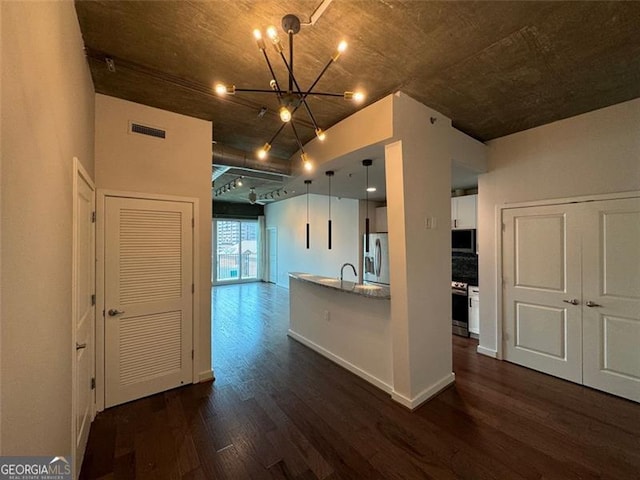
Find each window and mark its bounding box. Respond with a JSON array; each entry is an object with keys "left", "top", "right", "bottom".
[{"left": 213, "top": 219, "right": 259, "bottom": 283}]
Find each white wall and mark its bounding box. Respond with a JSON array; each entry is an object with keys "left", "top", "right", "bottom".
[
  {"left": 451, "top": 128, "right": 487, "bottom": 173},
  {"left": 265, "top": 194, "right": 360, "bottom": 287},
  {"left": 386, "top": 92, "right": 454, "bottom": 407},
  {"left": 289, "top": 278, "right": 392, "bottom": 390},
  {"left": 478, "top": 98, "right": 640, "bottom": 355},
  {"left": 94, "top": 94, "right": 212, "bottom": 381},
  {"left": 1, "top": 0, "right": 95, "bottom": 454},
  {"left": 296, "top": 95, "right": 393, "bottom": 171}
]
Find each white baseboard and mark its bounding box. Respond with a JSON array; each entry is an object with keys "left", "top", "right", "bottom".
[
  {"left": 198, "top": 369, "right": 214, "bottom": 382},
  {"left": 287, "top": 329, "right": 393, "bottom": 394},
  {"left": 391, "top": 372, "right": 456, "bottom": 410},
  {"left": 477, "top": 345, "right": 498, "bottom": 358}
]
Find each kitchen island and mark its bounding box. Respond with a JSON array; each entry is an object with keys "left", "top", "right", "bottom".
[{"left": 288, "top": 273, "right": 392, "bottom": 393}]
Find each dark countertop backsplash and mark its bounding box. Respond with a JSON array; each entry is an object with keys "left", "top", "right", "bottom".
[{"left": 452, "top": 252, "right": 478, "bottom": 285}]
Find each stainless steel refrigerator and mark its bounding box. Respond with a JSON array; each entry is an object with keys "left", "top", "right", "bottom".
[{"left": 363, "top": 233, "right": 390, "bottom": 285}]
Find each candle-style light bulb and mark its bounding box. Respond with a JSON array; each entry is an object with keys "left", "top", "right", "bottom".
[
  {"left": 279, "top": 106, "right": 292, "bottom": 123},
  {"left": 215, "top": 84, "right": 235, "bottom": 95},
  {"left": 332, "top": 40, "right": 348, "bottom": 61},
  {"left": 301, "top": 153, "right": 313, "bottom": 171},
  {"left": 257, "top": 143, "right": 271, "bottom": 159},
  {"left": 253, "top": 29, "right": 266, "bottom": 50}
]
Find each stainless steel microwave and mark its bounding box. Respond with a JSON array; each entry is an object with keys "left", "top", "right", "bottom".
[{"left": 452, "top": 229, "right": 476, "bottom": 253}]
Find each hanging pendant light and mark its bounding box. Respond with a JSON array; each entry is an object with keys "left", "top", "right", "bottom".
[
  {"left": 325, "top": 171, "right": 334, "bottom": 250},
  {"left": 363, "top": 159, "right": 372, "bottom": 253},
  {"left": 304, "top": 179, "right": 312, "bottom": 249}
]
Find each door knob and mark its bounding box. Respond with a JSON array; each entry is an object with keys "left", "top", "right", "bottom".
[
  {"left": 562, "top": 299, "right": 579, "bottom": 305},
  {"left": 585, "top": 301, "right": 602, "bottom": 308},
  {"left": 76, "top": 342, "right": 87, "bottom": 350},
  {"left": 108, "top": 309, "right": 125, "bottom": 316}
]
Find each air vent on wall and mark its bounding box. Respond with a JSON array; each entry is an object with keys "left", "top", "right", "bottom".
[{"left": 129, "top": 122, "right": 166, "bottom": 139}]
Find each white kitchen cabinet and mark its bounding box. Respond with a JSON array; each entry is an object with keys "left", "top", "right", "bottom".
[
  {"left": 468, "top": 286, "right": 479, "bottom": 336},
  {"left": 451, "top": 194, "right": 477, "bottom": 229},
  {"left": 375, "top": 206, "right": 388, "bottom": 232}
]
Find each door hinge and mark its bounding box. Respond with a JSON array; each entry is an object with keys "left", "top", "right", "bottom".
[
  {"left": 91, "top": 294, "right": 96, "bottom": 306},
  {"left": 192, "top": 217, "right": 195, "bottom": 228},
  {"left": 90, "top": 377, "right": 96, "bottom": 390},
  {"left": 191, "top": 350, "right": 194, "bottom": 360},
  {"left": 192, "top": 283, "right": 195, "bottom": 294},
  {"left": 502, "top": 222, "right": 506, "bottom": 232},
  {"left": 91, "top": 211, "right": 96, "bottom": 223}
]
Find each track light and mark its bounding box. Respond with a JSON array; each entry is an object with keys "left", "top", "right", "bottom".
[
  {"left": 214, "top": 176, "right": 245, "bottom": 198},
  {"left": 315, "top": 128, "right": 326, "bottom": 141}
]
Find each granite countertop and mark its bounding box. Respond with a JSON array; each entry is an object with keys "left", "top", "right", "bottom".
[{"left": 289, "top": 272, "right": 391, "bottom": 299}]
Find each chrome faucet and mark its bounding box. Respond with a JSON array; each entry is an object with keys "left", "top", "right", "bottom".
[{"left": 340, "top": 263, "right": 358, "bottom": 282}]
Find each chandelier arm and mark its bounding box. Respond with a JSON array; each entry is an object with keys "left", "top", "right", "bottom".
[
  {"left": 289, "top": 119, "right": 306, "bottom": 152},
  {"left": 288, "top": 31, "right": 294, "bottom": 93},
  {"left": 277, "top": 51, "right": 320, "bottom": 131},
  {"left": 235, "top": 88, "right": 286, "bottom": 94},
  {"left": 304, "top": 58, "right": 335, "bottom": 97},
  {"left": 299, "top": 91, "right": 344, "bottom": 98},
  {"left": 261, "top": 49, "right": 284, "bottom": 97},
  {"left": 267, "top": 122, "right": 288, "bottom": 146},
  {"left": 235, "top": 89, "right": 344, "bottom": 97}
]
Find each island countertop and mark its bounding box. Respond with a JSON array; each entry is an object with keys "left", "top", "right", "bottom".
[{"left": 289, "top": 272, "right": 391, "bottom": 299}]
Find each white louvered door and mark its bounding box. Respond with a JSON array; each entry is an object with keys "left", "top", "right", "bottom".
[{"left": 105, "top": 197, "right": 193, "bottom": 407}]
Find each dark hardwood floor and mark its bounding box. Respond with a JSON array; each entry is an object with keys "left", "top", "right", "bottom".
[{"left": 81, "top": 282, "right": 640, "bottom": 479}]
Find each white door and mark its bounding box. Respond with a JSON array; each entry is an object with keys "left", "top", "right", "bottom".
[
  {"left": 104, "top": 196, "right": 193, "bottom": 407},
  {"left": 503, "top": 197, "right": 640, "bottom": 402},
  {"left": 503, "top": 204, "right": 583, "bottom": 383},
  {"left": 73, "top": 163, "right": 95, "bottom": 474},
  {"left": 582, "top": 198, "right": 640, "bottom": 402},
  {"left": 267, "top": 227, "right": 277, "bottom": 284}
]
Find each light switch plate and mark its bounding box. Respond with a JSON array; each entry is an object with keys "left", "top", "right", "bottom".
[{"left": 425, "top": 217, "right": 437, "bottom": 229}]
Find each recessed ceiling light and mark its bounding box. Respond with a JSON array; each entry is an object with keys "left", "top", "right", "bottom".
[{"left": 366, "top": 186, "right": 377, "bottom": 192}]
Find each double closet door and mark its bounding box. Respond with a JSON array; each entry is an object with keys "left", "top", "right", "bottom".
[{"left": 503, "top": 197, "right": 640, "bottom": 402}]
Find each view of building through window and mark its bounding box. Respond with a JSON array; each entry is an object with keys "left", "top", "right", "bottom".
[{"left": 214, "top": 219, "right": 259, "bottom": 282}]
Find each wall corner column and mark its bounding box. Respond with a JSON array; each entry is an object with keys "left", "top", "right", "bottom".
[{"left": 385, "top": 93, "right": 454, "bottom": 409}]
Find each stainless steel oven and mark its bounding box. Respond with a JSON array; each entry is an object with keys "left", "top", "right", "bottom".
[{"left": 452, "top": 281, "right": 469, "bottom": 337}]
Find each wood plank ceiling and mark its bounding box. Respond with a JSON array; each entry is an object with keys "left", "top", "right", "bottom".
[{"left": 75, "top": 0, "right": 640, "bottom": 201}]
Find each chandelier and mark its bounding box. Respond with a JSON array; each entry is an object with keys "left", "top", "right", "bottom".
[{"left": 215, "top": 14, "right": 365, "bottom": 171}]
